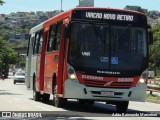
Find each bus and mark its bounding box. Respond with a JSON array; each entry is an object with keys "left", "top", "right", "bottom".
[{"left": 26, "top": 7, "right": 153, "bottom": 112}]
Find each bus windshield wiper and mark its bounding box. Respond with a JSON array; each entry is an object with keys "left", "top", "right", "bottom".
[
  {"left": 118, "top": 24, "right": 132, "bottom": 41},
  {"left": 113, "top": 24, "right": 132, "bottom": 54},
  {"left": 91, "top": 22, "right": 105, "bottom": 53}
]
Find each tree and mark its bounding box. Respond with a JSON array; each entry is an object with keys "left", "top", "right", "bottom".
[
  {"left": 124, "top": 5, "right": 146, "bottom": 13},
  {"left": 0, "top": 0, "right": 4, "bottom": 5},
  {"left": 0, "top": 37, "right": 18, "bottom": 78},
  {"left": 149, "top": 24, "right": 160, "bottom": 76}
]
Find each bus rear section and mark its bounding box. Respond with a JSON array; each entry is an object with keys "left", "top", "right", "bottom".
[{"left": 28, "top": 8, "right": 152, "bottom": 112}]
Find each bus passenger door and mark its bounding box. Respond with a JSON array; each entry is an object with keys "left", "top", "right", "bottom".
[
  {"left": 34, "top": 29, "right": 44, "bottom": 91},
  {"left": 44, "top": 22, "right": 62, "bottom": 94}
]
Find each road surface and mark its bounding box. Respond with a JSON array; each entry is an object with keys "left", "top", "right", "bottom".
[{"left": 0, "top": 75, "right": 160, "bottom": 120}]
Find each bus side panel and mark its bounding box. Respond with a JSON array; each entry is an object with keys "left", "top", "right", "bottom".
[
  {"left": 62, "top": 39, "right": 69, "bottom": 95},
  {"left": 25, "top": 57, "right": 30, "bottom": 88},
  {"left": 30, "top": 55, "right": 37, "bottom": 90},
  {"left": 36, "top": 56, "right": 41, "bottom": 91},
  {"left": 57, "top": 26, "right": 65, "bottom": 95},
  {"left": 39, "top": 31, "right": 48, "bottom": 91},
  {"left": 44, "top": 52, "right": 59, "bottom": 94},
  {"left": 25, "top": 35, "right": 33, "bottom": 89}
]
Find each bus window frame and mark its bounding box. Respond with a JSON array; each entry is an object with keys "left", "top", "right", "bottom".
[
  {"left": 47, "top": 21, "right": 63, "bottom": 53},
  {"left": 27, "top": 35, "right": 31, "bottom": 56},
  {"left": 47, "top": 23, "right": 57, "bottom": 53},
  {"left": 33, "top": 29, "right": 44, "bottom": 55}
]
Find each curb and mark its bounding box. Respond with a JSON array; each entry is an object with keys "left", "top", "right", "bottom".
[{"left": 146, "top": 99, "right": 160, "bottom": 104}]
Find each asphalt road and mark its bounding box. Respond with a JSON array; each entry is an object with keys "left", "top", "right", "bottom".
[{"left": 0, "top": 75, "right": 160, "bottom": 120}]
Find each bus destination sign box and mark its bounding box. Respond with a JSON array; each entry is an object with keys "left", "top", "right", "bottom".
[{"left": 72, "top": 10, "right": 146, "bottom": 23}]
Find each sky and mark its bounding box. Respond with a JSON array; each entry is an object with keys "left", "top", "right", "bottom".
[{"left": 0, "top": 0, "right": 159, "bottom": 14}]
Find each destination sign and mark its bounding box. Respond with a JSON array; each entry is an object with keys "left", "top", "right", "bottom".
[
  {"left": 72, "top": 10, "right": 147, "bottom": 23},
  {"left": 86, "top": 12, "right": 134, "bottom": 21}
]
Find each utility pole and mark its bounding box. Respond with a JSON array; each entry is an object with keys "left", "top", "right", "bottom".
[{"left": 61, "top": 0, "right": 62, "bottom": 11}]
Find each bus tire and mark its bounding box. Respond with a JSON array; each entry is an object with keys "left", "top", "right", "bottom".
[
  {"left": 33, "top": 90, "right": 41, "bottom": 101},
  {"left": 53, "top": 85, "right": 66, "bottom": 107},
  {"left": 33, "top": 75, "right": 41, "bottom": 101},
  {"left": 42, "top": 93, "right": 50, "bottom": 103},
  {"left": 116, "top": 101, "right": 129, "bottom": 112}
]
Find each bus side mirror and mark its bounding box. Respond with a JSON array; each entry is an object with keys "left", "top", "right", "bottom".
[
  {"left": 64, "top": 24, "right": 71, "bottom": 39},
  {"left": 148, "top": 31, "right": 153, "bottom": 45}
]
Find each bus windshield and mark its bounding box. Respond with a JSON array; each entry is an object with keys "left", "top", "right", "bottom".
[{"left": 68, "top": 22, "right": 147, "bottom": 74}]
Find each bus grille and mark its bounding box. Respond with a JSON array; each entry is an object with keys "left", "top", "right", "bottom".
[{"left": 83, "top": 79, "right": 132, "bottom": 88}]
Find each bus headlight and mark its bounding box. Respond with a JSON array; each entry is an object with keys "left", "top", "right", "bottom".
[
  {"left": 70, "top": 74, "right": 76, "bottom": 80},
  {"left": 138, "top": 70, "right": 148, "bottom": 84},
  {"left": 67, "top": 64, "right": 78, "bottom": 81}
]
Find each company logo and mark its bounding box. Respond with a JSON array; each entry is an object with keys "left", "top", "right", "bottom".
[
  {"left": 82, "top": 52, "right": 90, "bottom": 56},
  {"left": 118, "top": 78, "right": 133, "bottom": 82},
  {"left": 82, "top": 75, "right": 103, "bottom": 80},
  {"left": 104, "top": 81, "right": 113, "bottom": 86}
]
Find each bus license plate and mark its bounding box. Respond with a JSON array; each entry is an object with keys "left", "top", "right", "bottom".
[{"left": 101, "top": 91, "right": 114, "bottom": 96}]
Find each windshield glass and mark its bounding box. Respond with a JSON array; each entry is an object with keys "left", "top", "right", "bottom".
[
  {"left": 68, "top": 22, "right": 147, "bottom": 73},
  {"left": 15, "top": 72, "right": 25, "bottom": 76},
  {"left": 69, "top": 23, "right": 110, "bottom": 70},
  {"left": 111, "top": 26, "right": 147, "bottom": 70}
]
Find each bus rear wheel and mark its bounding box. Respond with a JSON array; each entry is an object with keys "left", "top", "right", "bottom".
[
  {"left": 116, "top": 101, "right": 129, "bottom": 112},
  {"left": 33, "top": 90, "right": 41, "bottom": 101},
  {"left": 33, "top": 80, "right": 41, "bottom": 101},
  {"left": 53, "top": 85, "right": 66, "bottom": 107},
  {"left": 42, "top": 93, "right": 50, "bottom": 103}
]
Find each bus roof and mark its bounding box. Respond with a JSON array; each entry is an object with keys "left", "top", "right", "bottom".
[
  {"left": 30, "top": 7, "right": 146, "bottom": 34},
  {"left": 73, "top": 7, "right": 146, "bottom": 16},
  {"left": 29, "top": 22, "right": 43, "bottom": 34}
]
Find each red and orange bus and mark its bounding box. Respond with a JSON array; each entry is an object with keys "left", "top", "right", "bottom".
[{"left": 26, "top": 7, "right": 153, "bottom": 112}]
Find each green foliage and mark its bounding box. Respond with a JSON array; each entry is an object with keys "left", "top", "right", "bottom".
[
  {"left": 124, "top": 5, "right": 146, "bottom": 13},
  {"left": 150, "top": 24, "right": 160, "bottom": 76},
  {"left": 124, "top": 5, "right": 160, "bottom": 19},
  {"left": 146, "top": 93, "right": 160, "bottom": 101},
  {"left": 0, "top": 0, "right": 4, "bottom": 5},
  {"left": 0, "top": 37, "right": 18, "bottom": 73}
]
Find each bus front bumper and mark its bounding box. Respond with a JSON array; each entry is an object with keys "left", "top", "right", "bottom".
[{"left": 64, "top": 79, "right": 147, "bottom": 102}]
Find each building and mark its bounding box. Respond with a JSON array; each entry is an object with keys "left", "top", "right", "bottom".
[
  {"left": 0, "top": 14, "right": 5, "bottom": 23},
  {"left": 9, "top": 33, "right": 29, "bottom": 40}
]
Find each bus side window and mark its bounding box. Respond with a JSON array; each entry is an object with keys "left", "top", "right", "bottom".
[
  {"left": 27, "top": 34, "right": 35, "bottom": 56},
  {"left": 38, "top": 30, "right": 44, "bottom": 54},
  {"left": 31, "top": 35, "right": 35, "bottom": 55},
  {"left": 34, "top": 32, "right": 40, "bottom": 55},
  {"left": 54, "top": 22, "right": 62, "bottom": 51},
  {"left": 27, "top": 35, "right": 31, "bottom": 56},
  {"left": 47, "top": 24, "right": 56, "bottom": 52}
]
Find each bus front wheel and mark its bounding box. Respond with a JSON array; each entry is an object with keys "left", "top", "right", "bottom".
[
  {"left": 53, "top": 85, "right": 66, "bottom": 107},
  {"left": 116, "top": 101, "right": 129, "bottom": 112}
]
